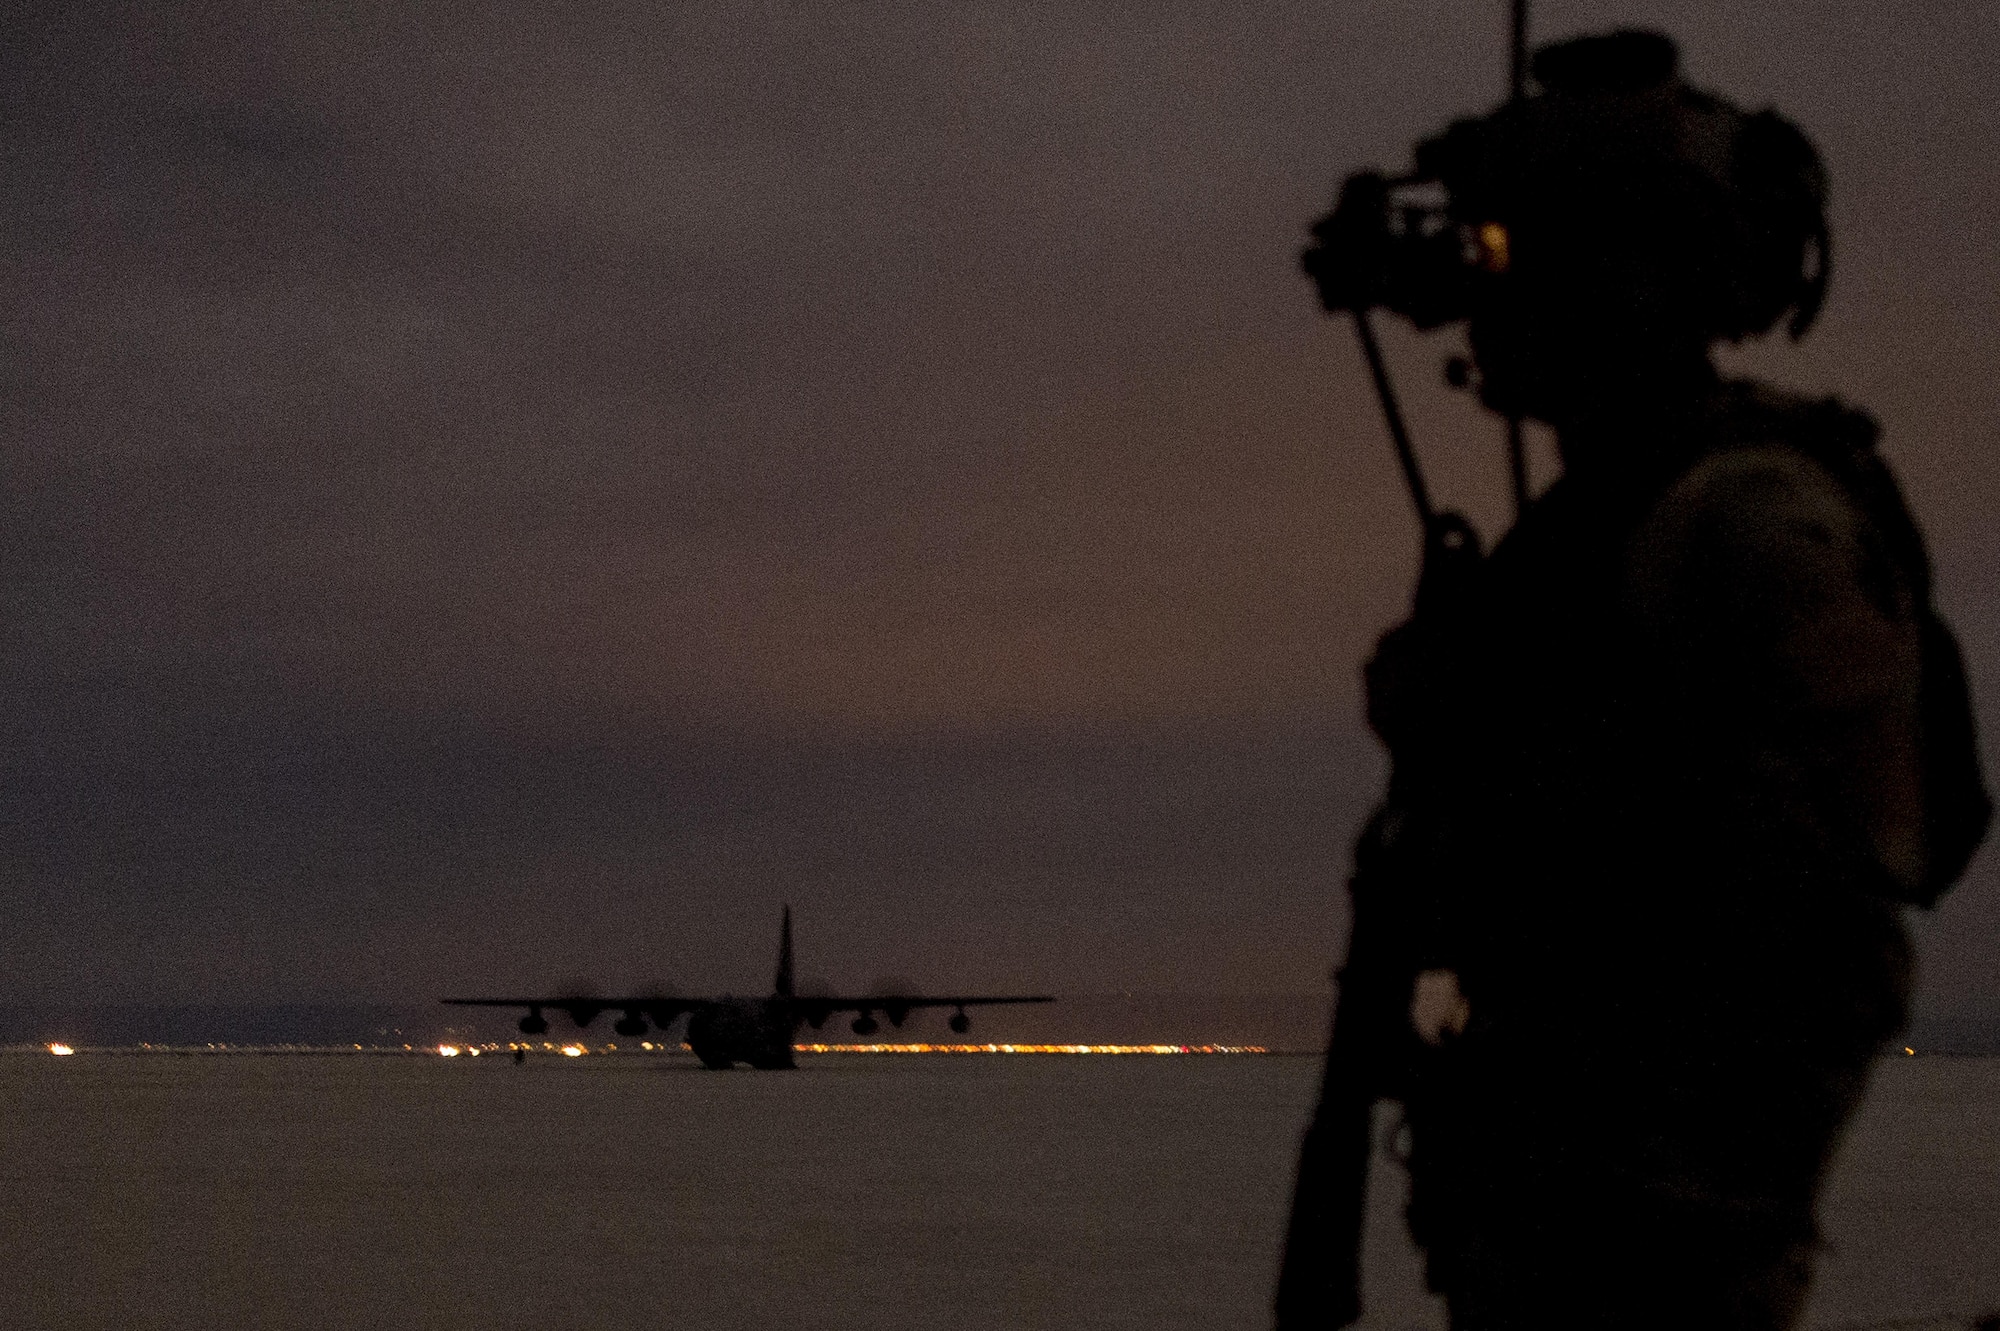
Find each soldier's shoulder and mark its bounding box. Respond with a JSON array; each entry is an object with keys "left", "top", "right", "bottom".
[
  {"left": 1627, "top": 440, "right": 1875, "bottom": 622},
  {"left": 1645, "top": 381, "right": 1876, "bottom": 545},
  {"left": 1649, "top": 441, "right": 1858, "bottom": 558},
  {"left": 1708, "top": 378, "right": 1880, "bottom": 456}
]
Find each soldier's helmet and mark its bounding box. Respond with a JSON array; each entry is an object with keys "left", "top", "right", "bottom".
[
  {"left": 1422, "top": 29, "right": 1830, "bottom": 346},
  {"left": 1306, "top": 31, "right": 1831, "bottom": 355}
]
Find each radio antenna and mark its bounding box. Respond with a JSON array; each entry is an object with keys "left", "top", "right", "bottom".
[
  {"left": 1511, "top": 0, "right": 1529, "bottom": 100},
  {"left": 1505, "top": 0, "right": 1531, "bottom": 515},
  {"left": 1349, "top": 0, "right": 1534, "bottom": 536},
  {"left": 1353, "top": 309, "right": 1435, "bottom": 529}
]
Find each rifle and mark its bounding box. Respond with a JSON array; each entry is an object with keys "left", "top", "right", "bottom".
[
  {"left": 1272, "top": 516, "right": 1480, "bottom": 1329},
  {"left": 1273, "top": 6, "right": 1528, "bottom": 1324}
]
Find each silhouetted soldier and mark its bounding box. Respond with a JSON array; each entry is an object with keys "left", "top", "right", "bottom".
[{"left": 1277, "top": 30, "right": 1988, "bottom": 1331}]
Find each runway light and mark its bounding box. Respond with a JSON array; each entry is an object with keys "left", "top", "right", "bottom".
[
  {"left": 47, "top": 1043, "right": 74, "bottom": 1056},
  {"left": 561, "top": 1045, "right": 585, "bottom": 1058},
  {"left": 438, "top": 1045, "right": 460, "bottom": 1057}
]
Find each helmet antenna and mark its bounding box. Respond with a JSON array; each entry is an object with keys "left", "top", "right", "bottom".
[
  {"left": 1511, "top": 0, "right": 1530, "bottom": 101},
  {"left": 1505, "top": 0, "right": 1531, "bottom": 515},
  {"left": 1332, "top": 1, "right": 1534, "bottom": 539}
]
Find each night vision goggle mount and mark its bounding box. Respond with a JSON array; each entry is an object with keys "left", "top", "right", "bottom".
[
  {"left": 1303, "top": 173, "right": 1510, "bottom": 333},
  {"left": 1302, "top": 169, "right": 1503, "bottom": 559}
]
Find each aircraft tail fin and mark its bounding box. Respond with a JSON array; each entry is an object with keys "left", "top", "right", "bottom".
[{"left": 775, "top": 904, "right": 795, "bottom": 998}]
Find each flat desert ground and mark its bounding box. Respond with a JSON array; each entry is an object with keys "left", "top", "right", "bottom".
[{"left": 2, "top": 1052, "right": 1994, "bottom": 1330}]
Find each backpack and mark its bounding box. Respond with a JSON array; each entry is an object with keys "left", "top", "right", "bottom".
[{"left": 1717, "top": 383, "right": 1990, "bottom": 906}]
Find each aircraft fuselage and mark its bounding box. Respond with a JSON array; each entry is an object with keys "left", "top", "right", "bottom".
[{"left": 685, "top": 997, "right": 797, "bottom": 1070}]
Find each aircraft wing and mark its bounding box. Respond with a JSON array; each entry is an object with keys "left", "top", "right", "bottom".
[
  {"left": 788, "top": 992, "right": 1053, "bottom": 1036},
  {"left": 804, "top": 995, "right": 1054, "bottom": 1011},
  {"left": 440, "top": 996, "right": 706, "bottom": 1029}
]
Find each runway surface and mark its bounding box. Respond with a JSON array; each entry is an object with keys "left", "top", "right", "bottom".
[{"left": 1, "top": 1051, "right": 1993, "bottom": 1330}]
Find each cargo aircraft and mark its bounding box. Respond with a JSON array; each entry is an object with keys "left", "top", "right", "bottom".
[{"left": 443, "top": 907, "right": 1053, "bottom": 1069}]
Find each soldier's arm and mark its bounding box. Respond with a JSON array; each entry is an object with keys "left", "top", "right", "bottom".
[{"left": 1627, "top": 446, "right": 1927, "bottom": 893}]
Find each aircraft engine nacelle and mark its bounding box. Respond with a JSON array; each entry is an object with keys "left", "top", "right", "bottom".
[
  {"left": 851, "top": 1013, "right": 880, "bottom": 1037},
  {"left": 520, "top": 1010, "right": 550, "bottom": 1036},
  {"left": 948, "top": 1010, "right": 971, "bottom": 1035},
  {"left": 613, "top": 1013, "right": 648, "bottom": 1038}
]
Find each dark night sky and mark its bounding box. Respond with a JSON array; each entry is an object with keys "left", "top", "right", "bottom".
[{"left": 3, "top": 2, "right": 1995, "bottom": 1011}]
